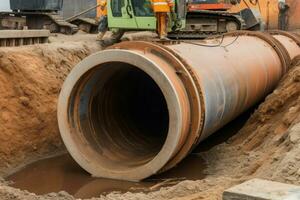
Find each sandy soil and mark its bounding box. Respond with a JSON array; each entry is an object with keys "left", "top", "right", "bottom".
[
  {"left": 0, "top": 33, "right": 300, "bottom": 199},
  {"left": 0, "top": 38, "right": 101, "bottom": 176}
]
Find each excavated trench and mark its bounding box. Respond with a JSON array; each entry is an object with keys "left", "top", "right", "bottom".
[
  {"left": 1, "top": 32, "right": 300, "bottom": 200},
  {"left": 8, "top": 57, "right": 257, "bottom": 195}
]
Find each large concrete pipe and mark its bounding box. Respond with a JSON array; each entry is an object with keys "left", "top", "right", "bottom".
[{"left": 58, "top": 31, "right": 300, "bottom": 181}]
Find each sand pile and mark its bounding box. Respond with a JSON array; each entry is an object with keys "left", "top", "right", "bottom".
[{"left": 0, "top": 42, "right": 100, "bottom": 176}]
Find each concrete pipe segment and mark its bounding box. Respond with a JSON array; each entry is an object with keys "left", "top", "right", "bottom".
[{"left": 58, "top": 31, "right": 300, "bottom": 181}]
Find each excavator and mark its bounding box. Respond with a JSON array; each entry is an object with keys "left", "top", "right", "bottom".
[
  {"left": 0, "top": 0, "right": 263, "bottom": 38},
  {"left": 0, "top": 0, "right": 78, "bottom": 34},
  {"left": 96, "top": 0, "right": 263, "bottom": 40}
]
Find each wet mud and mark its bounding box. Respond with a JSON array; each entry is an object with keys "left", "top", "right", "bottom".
[
  {"left": 7, "top": 154, "right": 205, "bottom": 199},
  {"left": 6, "top": 109, "right": 252, "bottom": 199}
]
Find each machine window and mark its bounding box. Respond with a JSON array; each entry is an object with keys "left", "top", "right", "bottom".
[
  {"left": 131, "top": 0, "right": 154, "bottom": 17},
  {"left": 111, "top": 0, "right": 123, "bottom": 17}
]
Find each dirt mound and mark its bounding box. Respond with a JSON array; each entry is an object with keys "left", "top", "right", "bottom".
[{"left": 0, "top": 42, "right": 100, "bottom": 176}]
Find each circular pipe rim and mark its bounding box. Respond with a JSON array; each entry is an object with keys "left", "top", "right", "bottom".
[
  {"left": 109, "top": 41, "right": 205, "bottom": 172},
  {"left": 58, "top": 49, "right": 190, "bottom": 181}
]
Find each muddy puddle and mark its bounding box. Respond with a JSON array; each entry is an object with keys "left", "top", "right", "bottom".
[
  {"left": 6, "top": 154, "right": 205, "bottom": 198},
  {"left": 6, "top": 109, "right": 252, "bottom": 199}
]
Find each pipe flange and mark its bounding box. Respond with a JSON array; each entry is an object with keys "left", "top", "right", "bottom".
[
  {"left": 268, "top": 30, "right": 300, "bottom": 47},
  {"left": 109, "top": 41, "right": 204, "bottom": 172},
  {"left": 223, "top": 31, "right": 291, "bottom": 74},
  {"left": 58, "top": 49, "right": 192, "bottom": 181},
  {"left": 153, "top": 43, "right": 206, "bottom": 171}
]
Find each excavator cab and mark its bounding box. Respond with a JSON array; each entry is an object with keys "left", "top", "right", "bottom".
[
  {"left": 108, "top": 0, "right": 155, "bottom": 30},
  {"left": 107, "top": 0, "right": 185, "bottom": 32}
]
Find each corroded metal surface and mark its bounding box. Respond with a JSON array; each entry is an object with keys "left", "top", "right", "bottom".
[{"left": 58, "top": 31, "right": 300, "bottom": 181}]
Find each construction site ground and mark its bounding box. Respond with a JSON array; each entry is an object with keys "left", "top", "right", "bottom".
[{"left": 0, "top": 31, "right": 300, "bottom": 200}]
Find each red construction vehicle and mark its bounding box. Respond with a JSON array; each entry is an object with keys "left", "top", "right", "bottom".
[{"left": 188, "top": 0, "right": 235, "bottom": 11}]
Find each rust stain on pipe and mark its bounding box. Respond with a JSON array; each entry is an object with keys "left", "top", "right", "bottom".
[{"left": 58, "top": 31, "right": 300, "bottom": 181}]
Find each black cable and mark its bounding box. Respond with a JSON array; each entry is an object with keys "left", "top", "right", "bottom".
[
  {"left": 221, "top": 35, "right": 240, "bottom": 47},
  {"left": 181, "top": 35, "right": 225, "bottom": 47},
  {"left": 181, "top": 35, "right": 240, "bottom": 48}
]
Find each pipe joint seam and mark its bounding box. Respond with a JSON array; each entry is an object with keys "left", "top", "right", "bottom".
[{"left": 224, "top": 31, "right": 291, "bottom": 73}]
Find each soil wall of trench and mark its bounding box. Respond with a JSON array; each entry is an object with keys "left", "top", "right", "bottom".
[
  {"left": 0, "top": 42, "right": 100, "bottom": 176},
  {"left": 0, "top": 41, "right": 300, "bottom": 200}
]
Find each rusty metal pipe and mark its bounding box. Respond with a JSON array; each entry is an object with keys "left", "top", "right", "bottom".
[
  {"left": 58, "top": 31, "right": 300, "bottom": 181},
  {"left": 268, "top": 31, "right": 300, "bottom": 60}
]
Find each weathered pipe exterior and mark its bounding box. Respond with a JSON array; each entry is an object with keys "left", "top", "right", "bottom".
[{"left": 58, "top": 31, "right": 300, "bottom": 181}]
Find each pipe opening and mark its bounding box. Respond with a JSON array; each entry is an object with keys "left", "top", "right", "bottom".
[{"left": 69, "top": 62, "right": 169, "bottom": 170}]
